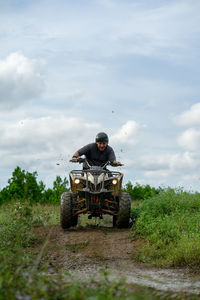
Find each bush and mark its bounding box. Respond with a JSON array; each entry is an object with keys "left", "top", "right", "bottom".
[
  {"left": 123, "top": 181, "right": 162, "bottom": 201},
  {"left": 132, "top": 188, "right": 200, "bottom": 266}
]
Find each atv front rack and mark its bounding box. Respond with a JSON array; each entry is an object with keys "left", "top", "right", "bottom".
[{"left": 70, "top": 169, "right": 121, "bottom": 177}]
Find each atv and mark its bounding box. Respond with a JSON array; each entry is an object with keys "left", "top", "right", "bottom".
[{"left": 60, "top": 158, "right": 131, "bottom": 229}]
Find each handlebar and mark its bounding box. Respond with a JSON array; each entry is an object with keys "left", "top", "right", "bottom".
[
  {"left": 70, "top": 157, "right": 85, "bottom": 163},
  {"left": 69, "top": 157, "right": 123, "bottom": 167}
]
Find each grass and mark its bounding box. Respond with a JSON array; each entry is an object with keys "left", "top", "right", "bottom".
[
  {"left": 66, "top": 240, "right": 89, "bottom": 252},
  {"left": 1, "top": 191, "right": 200, "bottom": 298},
  {"left": 32, "top": 203, "right": 60, "bottom": 226},
  {"left": 0, "top": 201, "right": 164, "bottom": 300},
  {"left": 132, "top": 188, "right": 200, "bottom": 267},
  {"left": 78, "top": 214, "right": 113, "bottom": 227}
]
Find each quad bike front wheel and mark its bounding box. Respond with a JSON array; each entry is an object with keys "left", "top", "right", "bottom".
[
  {"left": 60, "top": 192, "right": 78, "bottom": 229},
  {"left": 116, "top": 192, "right": 131, "bottom": 228}
]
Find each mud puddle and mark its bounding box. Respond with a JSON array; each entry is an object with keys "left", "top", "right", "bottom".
[
  {"left": 71, "top": 265, "right": 200, "bottom": 295},
  {"left": 36, "top": 225, "right": 200, "bottom": 296}
]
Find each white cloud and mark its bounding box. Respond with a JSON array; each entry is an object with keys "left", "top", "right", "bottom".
[
  {"left": 1, "top": 0, "right": 198, "bottom": 64},
  {"left": 0, "top": 116, "right": 146, "bottom": 187},
  {"left": 0, "top": 118, "right": 146, "bottom": 170},
  {"left": 140, "top": 151, "right": 198, "bottom": 177},
  {"left": 169, "top": 152, "right": 197, "bottom": 171},
  {"left": 0, "top": 116, "right": 101, "bottom": 171},
  {"left": 140, "top": 154, "right": 169, "bottom": 171},
  {"left": 112, "top": 1, "right": 200, "bottom": 61},
  {"left": 0, "top": 52, "right": 45, "bottom": 110},
  {"left": 110, "top": 120, "right": 146, "bottom": 144},
  {"left": 0, "top": 114, "right": 200, "bottom": 190},
  {"left": 175, "top": 102, "right": 200, "bottom": 126},
  {"left": 177, "top": 128, "right": 200, "bottom": 150}
]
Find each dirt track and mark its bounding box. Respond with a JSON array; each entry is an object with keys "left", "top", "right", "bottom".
[
  {"left": 35, "top": 224, "right": 200, "bottom": 296},
  {"left": 40, "top": 225, "right": 143, "bottom": 271}
]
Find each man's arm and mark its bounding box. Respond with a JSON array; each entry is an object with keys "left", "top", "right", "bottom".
[
  {"left": 108, "top": 147, "right": 121, "bottom": 166},
  {"left": 71, "top": 143, "right": 92, "bottom": 162}
]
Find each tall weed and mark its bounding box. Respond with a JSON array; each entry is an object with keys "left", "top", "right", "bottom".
[{"left": 132, "top": 188, "right": 200, "bottom": 266}]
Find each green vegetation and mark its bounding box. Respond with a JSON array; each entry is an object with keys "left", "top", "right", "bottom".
[
  {"left": 0, "top": 167, "right": 163, "bottom": 205},
  {"left": 123, "top": 181, "right": 163, "bottom": 201},
  {"left": 0, "top": 166, "right": 69, "bottom": 205},
  {"left": 66, "top": 240, "right": 89, "bottom": 252},
  {"left": 1, "top": 166, "right": 200, "bottom": 297},
  {"left": 0, "top": 203, "right": 161, "bottom": 300},
  {"left": 132, "top": 188, "right": 200, "bottom": 267}
]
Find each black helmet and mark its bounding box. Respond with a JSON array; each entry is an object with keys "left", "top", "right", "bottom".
[{"left": 95, "top": 132, "right": 109, "bottom": 143}]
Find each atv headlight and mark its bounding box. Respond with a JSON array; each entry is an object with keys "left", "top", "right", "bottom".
[
  {"left": 75, "top": 178, "right": 80, "bottom": 184},
  {"left": 112, "top": 179, "right": 118, "bottom": 185}
]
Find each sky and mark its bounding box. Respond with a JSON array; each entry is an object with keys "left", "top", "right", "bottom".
[{"left": 0, "top": 0, "right": 200, "bottom": 191}]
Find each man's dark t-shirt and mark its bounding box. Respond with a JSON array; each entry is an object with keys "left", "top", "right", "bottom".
[{"left": 77, "top": 143, "right": 116, "bottom": 166}]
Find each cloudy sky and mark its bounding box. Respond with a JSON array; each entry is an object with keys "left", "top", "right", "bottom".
[{"left": 1, "top": 0, "right": 200, "bottom": 191}]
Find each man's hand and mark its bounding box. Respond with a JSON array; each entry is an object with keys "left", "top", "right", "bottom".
[
  {"left": 71, "top": 151, "right": 80, "bottom": 162},
  {"left": 113, "top": 160, "right": 121, "bottom": 166},
  {"left": 71, "top": 156, "right": 78, "bottom": 162}
]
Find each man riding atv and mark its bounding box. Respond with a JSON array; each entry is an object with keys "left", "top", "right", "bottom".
[
  {"left": 60, "top": 132, "right": 131, "bottom": 229},
  {"left": 71, "top": 132, "right": 121, "bottom": 168}
]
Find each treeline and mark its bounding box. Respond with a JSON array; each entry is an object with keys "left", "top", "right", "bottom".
[
  {"left": 122, "top": 181, "right": 163, "bottom": 201},
  {"left": 0, "top": 166, "right": 162, "bottom": 205},
  {"left": 0, "top": 166, "right": 69, "bottom": 205}
]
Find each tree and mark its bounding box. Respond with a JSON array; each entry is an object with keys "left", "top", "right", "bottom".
[
  {"left": 0, "top": 166, "right": 45, "bottom": 204},
  {"left": 0, "top": 167, "right": 71, "bottom": 205},
  {"left": 123, "top": 181, "right": 162, "bottom": 201},
  {"left": 43, "top": 176, "right": 69, "bottom": 204}
]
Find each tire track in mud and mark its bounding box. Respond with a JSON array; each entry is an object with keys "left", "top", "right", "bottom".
[
  {"left": 40, "top": 225, "right": 142, "bottom": 270},
  {"left": 36, "top": 225, "right": 200, "bottom": 296}
]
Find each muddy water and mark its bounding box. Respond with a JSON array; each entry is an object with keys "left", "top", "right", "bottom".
[{"left": 70, "top": 265, "right": 200, "bottom": 295}]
